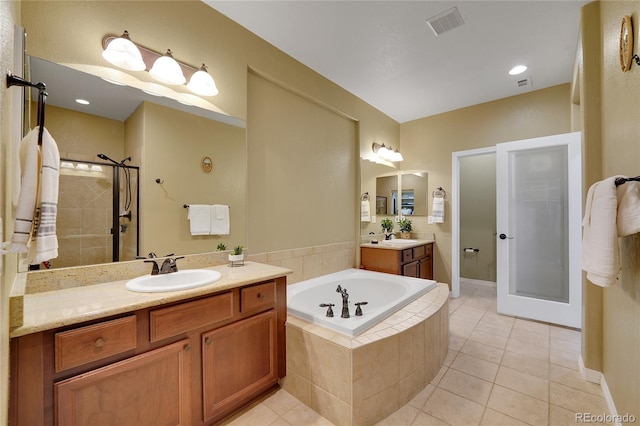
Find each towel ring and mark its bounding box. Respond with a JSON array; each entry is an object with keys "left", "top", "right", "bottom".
[{"left": 432, "top": 187, "right": 447, "bottom": 199}]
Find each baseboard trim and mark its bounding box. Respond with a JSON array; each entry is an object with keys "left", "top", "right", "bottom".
[
  {"left": 460, "top": 278, "right": 496, "bottom": 288},
  {"left": 579, "top": 355, "right": 621, "bottom": 426}
]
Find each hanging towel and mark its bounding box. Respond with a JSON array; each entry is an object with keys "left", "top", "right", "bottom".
[
  {"left": 581, "top": 176, "right": 622, "bottom": 287},
  {"left": 432, "top": 197, "right": 445, "bottom": 223},
  {"left": 210, "top": 204, "right": 230, "bottom": 235},
  {"left": 361, "top": 199, "right": 371, "bottom": 222},
  {"left": 616, "top": 180, "right": 640, "bottom": 237},
  {"left": 29, "top": 127, "right": 60, "bottom": 265},
  {"left": 1, "top": 128, "right": 40, "bottom": 255},
  {"left": 188, "top": 205, "right": 211, "bottom": 235}
]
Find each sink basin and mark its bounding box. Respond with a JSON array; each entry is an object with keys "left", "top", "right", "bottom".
[
  {"left": 379, "top": 239, "right": 419, "bottom": 246},
  {"left": 125, "top": 269, "right": 222, "bottom": 293}
]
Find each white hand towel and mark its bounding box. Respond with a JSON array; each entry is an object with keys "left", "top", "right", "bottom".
[
  {"left": 210, "top": 204, "right": 230, "bottom": 235},
  {"left": 188, "top": 205, "right": 211, "bottom": 235},
  {"left": 361, "top": 200, "right": 371, "bottom": 222},
  {"left": 616, "top": 180, "right": 640, "bottom": 237},
  {"left": 0, "top": 128, "right": 40, "bottom": 254},
  {"left": 581, "top": 176, "right": 621, "bottom": 287},
  {"left": 29, "top": 127, "right": 60, "bottom": 265},
  {"left": 432, "top": 197, "right": 445, "bottom": 223}
]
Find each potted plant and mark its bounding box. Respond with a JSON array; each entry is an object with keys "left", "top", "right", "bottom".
[
  {"left": 380, "top": 218, "right": 394, "bottom": 240},
  {"left": 216, "top": 243, "right": 227, "bottom": 251},
  {"left": 398, "top": 218, "right": 412, "bottom": 239},
  {"left": 228, "top": 245, "right": 244, "bottom": 262}
]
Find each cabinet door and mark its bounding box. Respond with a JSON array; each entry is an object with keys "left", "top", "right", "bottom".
[
  {"left": 403, "top": 261, "right": 420, "bottom": 278},
  {"left": 420, "top": 257, "right": 433, "bottom": 280},
  {"left": 202, "top": 310, "right": 277, "bottom": 423},
  {"left": 55, "top": 339, "right": 192, "bottom": 426}
]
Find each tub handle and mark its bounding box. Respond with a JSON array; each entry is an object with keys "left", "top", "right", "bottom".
[
  {"left": 355, "top": 302, "right": 368, "bottom": 316},
  {"left": 319, "top": 303, "right": 335, "bottom": 317}
]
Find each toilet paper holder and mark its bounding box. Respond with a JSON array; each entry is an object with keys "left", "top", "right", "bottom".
[{"left": 463, "top": 247, "right": 479, "bottom": 253}]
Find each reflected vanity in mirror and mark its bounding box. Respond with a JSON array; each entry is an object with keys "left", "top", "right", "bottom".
[{"left": 22, "top": 57, "right": 247, "bottom": 271}]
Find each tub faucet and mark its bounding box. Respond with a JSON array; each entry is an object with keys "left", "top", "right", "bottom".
[{"left": 336, "top": 285, "right": 350, "bottom": 318}]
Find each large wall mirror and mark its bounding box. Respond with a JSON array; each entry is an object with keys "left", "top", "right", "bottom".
[
  {"left": 360, "top": 158, "right": 428, "bottom": 238},
  {"left": 21, "top": 56, "right": 247, "bottom": 272}
]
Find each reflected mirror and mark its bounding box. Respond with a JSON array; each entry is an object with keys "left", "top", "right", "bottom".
[
  {"left": 400, "top": 171, "right": 428, "bottom": 216},
  {"left": 22, "top": 56, "right": 247, "bottom": 271}
]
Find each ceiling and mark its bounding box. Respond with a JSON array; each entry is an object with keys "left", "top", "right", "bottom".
[{"left": 205, "top": 0, "right": 589, "bottom": 123}]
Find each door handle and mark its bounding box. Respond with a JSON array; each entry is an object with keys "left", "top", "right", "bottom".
[{"left": 498, "top": 233, "right": 514, "bottom": 240}]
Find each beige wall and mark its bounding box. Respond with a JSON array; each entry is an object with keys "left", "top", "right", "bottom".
[
  {"left": 580, "top": 1, "right": 640, "bottom": 417},
  {"left": 400, "top": 84, "right": 571, "bottom": 285},
  {"left": 459, "top": 153, "right": 497, "bottom": 282},
  {"left": 141, "top": 102, "right": 246, "bottom": 255}
]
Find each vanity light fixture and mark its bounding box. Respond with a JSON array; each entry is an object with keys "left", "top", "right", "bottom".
[
  {"left": 102, "top": 31, "right": 219, "bottom": 96},
  {"left": 187, "top": 64, "right": 219, "bottom": 96},
  {"left": 101, "top": 31, "right": 146, "bottom": 72},
  {"left": 372, "top": 142, "right": 404, "bottom": 162},
  {"left": 149, "top": 49, "right": 186, "bottom": 85}
]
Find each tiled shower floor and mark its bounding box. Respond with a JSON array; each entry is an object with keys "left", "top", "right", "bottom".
[{"left": 222, "top": 281, "right": 610, "bottom": 425}]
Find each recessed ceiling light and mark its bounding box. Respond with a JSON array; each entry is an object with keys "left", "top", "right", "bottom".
[
  {"left": 75, "top": 98, "right": 90, "bottom": 105},
  {"left": 509, "top": 65, "right": 528, "bottom": 75}
]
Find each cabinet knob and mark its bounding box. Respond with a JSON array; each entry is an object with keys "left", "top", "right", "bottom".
[
  {"left": 94, "top": 338, "right": 105, "bottom": 348},
  {"left": 257, "top": 293, "right": 264, "bottom": 300},
  {"left": 184, "top": 344, "right": 191, "bottom": 352},
  {"left": 205, "top": 337, "right": 212, "bottom": 346}
]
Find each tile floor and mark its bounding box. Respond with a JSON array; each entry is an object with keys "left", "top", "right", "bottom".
[{"left": 223, "top": 281, "right": 610, "bottom": 426}]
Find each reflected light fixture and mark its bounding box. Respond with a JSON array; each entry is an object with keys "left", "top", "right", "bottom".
[
  {"left": 372, "top": 142, "right": 404, "bottom": 162},
  {"left": 187, "top": 64, "right": 219, "bottom": 96},
  {"left": 101, "top": 31, "right": 146, "bottom": 71},
  {"left": 149, "top": 49, "right": 186, "bottom": 85},
  {"left": 509, "top": 65, "right": 527, "bottom": 75}
]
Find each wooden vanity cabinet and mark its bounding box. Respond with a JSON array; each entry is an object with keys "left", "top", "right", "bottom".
[
  {"left": 9, "top": 276, "right": 287, "bottom": 426},
  {"left": 361, "top": 243, "right": 433, "bottom": 279}
]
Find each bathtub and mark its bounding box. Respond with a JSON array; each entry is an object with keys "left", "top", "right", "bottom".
[{"left": 287, "top": 268, "right": 437, "bottom": 337}]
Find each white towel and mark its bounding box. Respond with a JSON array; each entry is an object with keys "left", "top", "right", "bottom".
[
  {"left": 361, "top": 200, "right": 371, "bottom": 222},
  {"left": 616, "top": 180, "right": 640, "bottom": 237},
  {"left": 1, "top": 128, "right": 40, "bottom": 255},
  {"left": 29, "top": 127, "right": 60, "bottom": 265},
  {"left": 581, "top": 176, "right": 622, "bottom": 287},
  {"left": 188, "top": 205, "right": 211, "bottom": 235},
  {"left": 210, "top": 204, "right": 230, "bottom": 235},
  {"left": 432, "top": 197, "right": 445, "bottom": 223}
]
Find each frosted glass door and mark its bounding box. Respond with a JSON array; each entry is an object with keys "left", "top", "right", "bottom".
[{"left": 496, "top": 132, "right": 581, "bottom": 328}]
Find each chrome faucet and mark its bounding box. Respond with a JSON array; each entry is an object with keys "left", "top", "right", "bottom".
[{"left": 336, "top": 285, "right": 350, "bottom": 318}]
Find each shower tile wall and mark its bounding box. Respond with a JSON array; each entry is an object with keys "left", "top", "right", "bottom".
[{"left": 56, "top": 174, "right": 113, "bottom": 268}]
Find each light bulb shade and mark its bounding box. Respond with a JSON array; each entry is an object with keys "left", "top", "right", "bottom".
[
  {"left": 372, "top": 142, "right": 403, "bottom": 162},
  {"left": 187, "top": 65, "right": 219, "bottom": 96},
  {"left": 102, "top": 32, "right": 146, "bottom": 71},
  {"left": 149, "top": 50, "right": 186, "bottom": 85}
]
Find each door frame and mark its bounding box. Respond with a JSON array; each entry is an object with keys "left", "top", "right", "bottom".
[{"left": 451, "top": 146, "right": 496, "bottom": 299}]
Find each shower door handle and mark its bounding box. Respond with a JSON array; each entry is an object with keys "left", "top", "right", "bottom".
[{"left": 498, "top": 233, "right": 514, "bottom": 240}]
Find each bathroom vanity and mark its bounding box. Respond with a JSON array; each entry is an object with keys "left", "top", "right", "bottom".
[
  {"left": 9, "top": 262, "right": 290, "bottom": 426},
  {"left": 360, "top": 240, "right": 434, "bottom": 279}
]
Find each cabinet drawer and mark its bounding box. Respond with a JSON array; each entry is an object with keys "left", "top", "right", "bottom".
[
  {"left": 150, "top": 293, "right": 233, "bottom": 342},
  {"left": 241, "top": 281, "right": 276, "bottom": 313},
  {"left": 55, "top": 316, "right": 137, "bottom": 372},
  {"left": 402, "top": 248, "right": 413, "bottom": 263},
  {"left": 413, "top": 245, "right": 426, "bottom": 259}
]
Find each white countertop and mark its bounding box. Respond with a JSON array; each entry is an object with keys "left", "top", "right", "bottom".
[
  {"left": 360, "top": 239, "right": 435, "bottom": 251},
  {"left": 10, "top": 261, "right": 292, "bottom": 338}
]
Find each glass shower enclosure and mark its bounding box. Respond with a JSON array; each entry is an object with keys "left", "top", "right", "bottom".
[{"left": 55, "top": 158, "right": 140, "bottom": 269}]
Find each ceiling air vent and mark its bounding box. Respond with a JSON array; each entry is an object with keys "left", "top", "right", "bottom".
[
  {"left": 516, "top": 77, "right": 533, "bottom": 88},
  {"left": 426, "top": 7, "right": 465, "bottom": 36}
]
